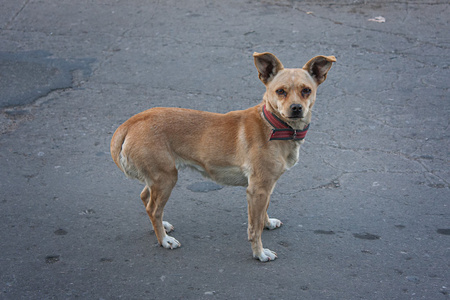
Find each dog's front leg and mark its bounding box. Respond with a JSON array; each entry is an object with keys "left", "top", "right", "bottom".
[{"left": 246, "top": 181, "right": 278, "bottom": 262}]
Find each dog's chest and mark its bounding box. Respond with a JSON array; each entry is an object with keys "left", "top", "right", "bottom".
[
  {"left": 174, "top": 140, "right": 303, "bottom": 187},
  {"left": 283, "top": 141, "right": 302, "bottom": 169}
]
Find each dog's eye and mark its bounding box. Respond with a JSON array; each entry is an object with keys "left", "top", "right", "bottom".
[
  {"left": 301, "top": 88, "right": 312, "bottom": 97},
  {"left": 276, "top": 89, "right": 287, "bottom": 96}
]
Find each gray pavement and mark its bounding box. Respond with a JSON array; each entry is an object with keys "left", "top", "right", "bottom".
[{"left": 0, "top": 0, "right": 449, "bottom": 299}]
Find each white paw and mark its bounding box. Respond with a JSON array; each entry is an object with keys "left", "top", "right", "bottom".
[
  {"left": 265, "top": 218, "right": 283, "bottom": 230},
  {"left": 161, "top": 235, "right": 181, "bottom": 249},
  {"left": 163, "top": 221, "right": 174, "bottom": 233},
  {"left": 253, "top": 248, "right": 277, "bottom": 262}
]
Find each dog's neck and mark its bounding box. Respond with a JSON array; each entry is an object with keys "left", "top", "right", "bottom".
[
  {"left": 262, "top": 102, "right": 311, "bottom": 131},
  {"left": 262, "top": 104, "right": 310, "bottom": 141}
]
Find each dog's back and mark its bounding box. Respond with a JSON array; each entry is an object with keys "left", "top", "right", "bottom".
[{"left": 110, "top": 106, "right": 259, "bottom": 186}]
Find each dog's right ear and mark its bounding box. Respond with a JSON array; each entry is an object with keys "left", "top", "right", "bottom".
[{"left": 253, "top": 52, "right": 284, "bottom": 85}]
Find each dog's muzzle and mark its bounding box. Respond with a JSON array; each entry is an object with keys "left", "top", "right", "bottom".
[{"left": 290, "top": 104, "right": 303, "bottom": 118}]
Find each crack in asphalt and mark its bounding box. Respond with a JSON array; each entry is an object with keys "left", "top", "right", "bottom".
[{"left": 5, "top": 0, "right": 30, "bottom": 30}]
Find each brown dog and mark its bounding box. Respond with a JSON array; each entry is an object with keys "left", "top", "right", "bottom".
[{"left": 110, "top": 52, "right": 335, "bottom": 261}]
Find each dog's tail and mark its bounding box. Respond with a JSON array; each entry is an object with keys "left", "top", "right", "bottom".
[{"left": 110, "top": 124, "right": 128, "bottom": 174}]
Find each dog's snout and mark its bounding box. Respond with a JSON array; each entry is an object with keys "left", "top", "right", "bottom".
[
  {"left": 290, "top": 104, "right": 302, "bottom": 112},
  {"left": 290, "top": 104, "right": 303, "bottom": 116}
]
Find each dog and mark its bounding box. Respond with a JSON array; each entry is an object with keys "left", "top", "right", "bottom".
[{"left": 110, "top": 52, "right": 335, "bottom": 261}]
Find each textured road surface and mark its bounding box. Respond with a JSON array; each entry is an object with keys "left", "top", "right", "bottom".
[{"left": 1, "top": 1, "right": 449, "bottom": 299}]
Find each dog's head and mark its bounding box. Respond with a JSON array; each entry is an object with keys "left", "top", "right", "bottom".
[{"left": 254, "top": 52, "right": 335, "bottom": 124}]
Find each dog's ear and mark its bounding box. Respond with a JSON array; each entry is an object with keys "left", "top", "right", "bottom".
[
  {"left": 253, "top": 52, "right": 284, "bottom": 84},
  {"left": 303, "top": 55, "right": 336, "bottom": 85}
]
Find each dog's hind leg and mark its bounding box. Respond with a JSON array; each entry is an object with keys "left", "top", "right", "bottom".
[
  {"left": 141, "top": 187, "right": 174, "bottom": 233},
  {"left": 141, "top": 169, "right": 180, "bottom": 249}
]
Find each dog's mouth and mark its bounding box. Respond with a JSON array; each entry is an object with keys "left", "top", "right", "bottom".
[
  {"left": 280, "top": 112, "right": 304, "bottom": 120},
  {"left": 280, "top": 109, "right": 306, "bottom": 120},
  {"left": 288, "top": 113, "right": 305, "bottom": 120},
  {"left": 286, "top": 109, "right": 305, "bottom": 119}
]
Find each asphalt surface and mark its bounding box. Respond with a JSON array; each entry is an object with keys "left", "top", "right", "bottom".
[{"left": 1, "top": 0, "right": 449, "bottom": 299}]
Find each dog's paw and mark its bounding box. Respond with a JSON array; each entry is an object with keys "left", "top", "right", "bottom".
[
  {"left": 265, "top": 218, "right": 283, "bottom": 230},
  {"left": 253, "top": 248, "right": 277, "bottom": 262},
  {"left": 163, "top": 221, "right": 174, "bottom": 233},
  {"left": 161, "top": 235, "right": 181, "bottom": 249}
]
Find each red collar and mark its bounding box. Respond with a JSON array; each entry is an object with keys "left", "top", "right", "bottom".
[{"left": 263, "top": 105, "right": 310, "bottom": 141}]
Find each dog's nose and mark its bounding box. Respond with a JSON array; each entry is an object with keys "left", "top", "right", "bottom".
[{"left": 290, "top": 104, "right": 303, "bottom": 116}]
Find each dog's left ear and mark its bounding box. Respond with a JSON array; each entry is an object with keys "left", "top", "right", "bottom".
[
  {"left": 253, "top": 52, "right": 284, "bottom": 85},
  {"left": 303, "top": 55, "right": 336, "bottom": 85}
]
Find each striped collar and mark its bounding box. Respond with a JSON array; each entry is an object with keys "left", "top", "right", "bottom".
[{"left": 262, "top": 105, "right": 310, "bottom": 141}]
